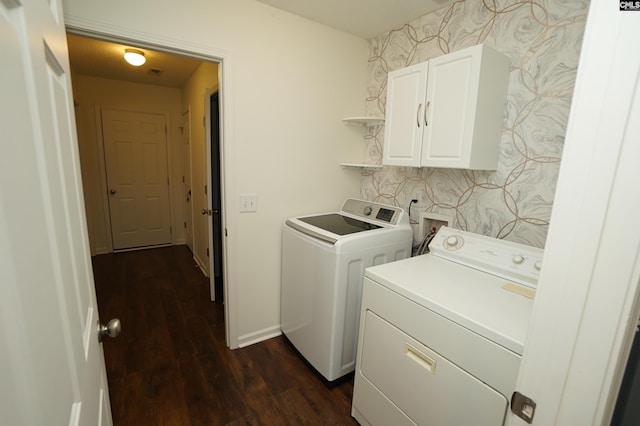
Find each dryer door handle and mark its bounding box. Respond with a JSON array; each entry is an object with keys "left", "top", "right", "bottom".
[{"left": 405, "top": 343, "right": 436, "bottom": 374}]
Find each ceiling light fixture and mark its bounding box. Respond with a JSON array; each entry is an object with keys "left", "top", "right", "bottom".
[{"left": 124, "top": 48, "right": 146, "bottom": 66}]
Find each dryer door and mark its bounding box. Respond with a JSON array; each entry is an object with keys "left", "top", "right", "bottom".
[{"left": 360, "top": 310, "right": 509, "bottom": 426}]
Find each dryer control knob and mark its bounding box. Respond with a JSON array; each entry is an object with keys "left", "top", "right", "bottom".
[
  {"left": 445, "top": 236, "right": 459, "bottom": 248},
  {"left": 363, "top": 206, "right": 373, "bottom": 216},
  {"left": 513, "top": 255, "right": 524, "bottom": 265}
]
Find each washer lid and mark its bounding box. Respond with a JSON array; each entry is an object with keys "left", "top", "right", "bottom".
[{"left": 298, "top": 213, "right": 381, "bottom": 235}]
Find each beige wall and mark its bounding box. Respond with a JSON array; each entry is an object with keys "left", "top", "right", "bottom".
[
  {"left": 73, "top": 75, "right": 184, "bottom": 254},
  {"left": 181, "top": 61, "right": 219, "bottom": 275},
  {"left": 63, "top": 0, "right": 369, "bottom": 347}
]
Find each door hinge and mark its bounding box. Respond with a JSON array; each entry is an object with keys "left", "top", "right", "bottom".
[
  {"left": 182, "top": 175, "right": 185, "bottom": 183},
  {"left": 204, "top": 184, "right": 208, "bottom": 195},
  {"left": 203, "top": 116, "right": 205, "bottom": 127},
  {"left": 184, "top": 221, "right": 187, "bottom": 229},
  {"left": 169, "top": 226, "right": 173, "bottom": 235},
  {"left": 511, "top": 391, "right": 536, "bottom": 424},
  {"left": 206, "top": 248, "right": 209, "bottom": 257},
  {"left": 225, "top": 228, "right": 228, "bottom": 237}
]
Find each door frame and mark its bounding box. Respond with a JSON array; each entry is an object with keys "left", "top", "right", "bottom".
[{"left": 65, "top": 18, "right": 239, "bottom": 348}]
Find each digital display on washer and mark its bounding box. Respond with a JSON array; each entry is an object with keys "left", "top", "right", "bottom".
[
  {"left": 376, "top": 208, "right": 395, "bottom": 223},
  {"left": 298, "top": 214, "right": 381, "bottom": 235}
]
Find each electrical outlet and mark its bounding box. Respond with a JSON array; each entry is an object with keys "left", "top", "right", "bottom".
[
  {"left": 418, "top": 212, "right": 452, "bottom": 237},
  {"left": 240, "top": 193, "right": 257, "bottom": 212}
]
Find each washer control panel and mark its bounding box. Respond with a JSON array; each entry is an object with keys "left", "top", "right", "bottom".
[
  {"left": 341, "top": 198, "right": 405, "bottom": 226},
  {"left": 429, "top": 226, "right": 544, "bottom": 288}
]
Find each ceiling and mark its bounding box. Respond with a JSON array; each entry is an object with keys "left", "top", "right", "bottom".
[
  {"left": 255, "top": 0, "right": 455, "bottom": 39},
  {"left": 67, "top": 0, "right": 455, "bottom": 86},
  {"left": 66, "top": 34, "right": 204, "bottom": 88}
]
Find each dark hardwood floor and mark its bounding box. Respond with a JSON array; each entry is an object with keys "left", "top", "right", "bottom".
[{"left": 93, "top": 246, "right": 357, "bottom": 425}]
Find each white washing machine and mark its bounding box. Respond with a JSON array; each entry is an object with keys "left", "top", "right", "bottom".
[
  {"left": 351, "top": 226, "right": 544, "bottom": 425},
  {"left": 281, "top": 199, "right": 413, "bottom": 382}
]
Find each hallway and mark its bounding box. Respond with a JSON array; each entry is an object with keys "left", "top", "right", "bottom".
[{"left": 93, "top": 246, "right": 356, "bottom": 425}]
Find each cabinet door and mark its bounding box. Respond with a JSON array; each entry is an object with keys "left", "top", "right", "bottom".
[
  {"left": 421, "top": 45, "right": 509, "bottom": 169},
  {"left": 383, "top": 62, "right": 428, "bottom": 167},
  {"left": 421, "top": 46, "right": 479, "bottom": 168}
]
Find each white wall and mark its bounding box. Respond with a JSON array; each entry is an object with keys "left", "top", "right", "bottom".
[
  {"left": 63, "top": 0, "right": 369, "bottom": 347},
  {"left": 181, "top": 61, "right": 219, "bottom": 275},
  {"left": 73, "top": 75, "right": 184, "bottom": 254}
]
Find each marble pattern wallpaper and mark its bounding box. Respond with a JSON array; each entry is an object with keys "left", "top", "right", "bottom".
[{"left": 360, "top": 0, "right": 590, "bottom": 248}]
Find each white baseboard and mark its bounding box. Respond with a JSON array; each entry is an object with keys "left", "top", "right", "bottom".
[
  {"left": 237, "top": 325, "right": 282, "bottom": 348},
  {"left": 94, "top": 246, "right": 111, "bottom": 255},
  {"left": 192, "top": 253, "right": 209, "bottom": 277}
]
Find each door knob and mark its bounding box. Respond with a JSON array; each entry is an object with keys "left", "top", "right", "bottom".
[
  {"left": 109, "top": 189, "right": 116, "bottom": 195},
  {"left": 202, "top": 209, "right": 212, "bottom": 216},
  {"left": 97, "top": 318, "right": 121, "bottom": 342}
]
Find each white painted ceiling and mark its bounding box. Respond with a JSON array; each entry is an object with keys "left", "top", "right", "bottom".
[
  {"left": 256, "top": 0, "right": 454, "bottom": 39},
  {"left": 67, "top": 0, "right": 454, "bottom": 87},
  {"left": 66, "top": 34, "right": 204, "bottom": 88}
]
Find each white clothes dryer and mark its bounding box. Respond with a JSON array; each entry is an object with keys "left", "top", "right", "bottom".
[
  {"left": 351, "top": 226, "right": 544, "bottom": 425},
  {"left": 281, "top": 199, "right": 412, "bottom": 382}
]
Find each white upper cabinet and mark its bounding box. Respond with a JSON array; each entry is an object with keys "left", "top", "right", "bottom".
[{"left": 383, "top": 44, "right": 510, "bottom": 170}]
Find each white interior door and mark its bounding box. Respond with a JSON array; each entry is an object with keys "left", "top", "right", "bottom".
[
  {"left": 508, "top": 2, "right": 640, "bottom": 424},
  {"left": 0, "top": 0, "right": 112, "bottom": 424},
  {"left": 101, "top": 108, "right": 172, "bottom": 250},
  {"left": 182, "top": 110, "right": 194, "bottom": 252}
]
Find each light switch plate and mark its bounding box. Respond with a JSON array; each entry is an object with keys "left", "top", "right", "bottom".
[{"left": 240, "top": 193, "right": 257, "bottom": 212}]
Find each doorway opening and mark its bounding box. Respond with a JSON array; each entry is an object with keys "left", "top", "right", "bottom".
[{"left": 66, "top": 29, "right": 230, "bottom": 343}]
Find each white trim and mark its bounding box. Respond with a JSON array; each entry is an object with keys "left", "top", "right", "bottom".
[
  {"left": 93, "top": 106, "right": 113, "bottom": 253},
  {"left": 237, "top": 326, "right": 283, "bottom": 349},
  {"left": 193, "top": 251, "right": 209, "bottom": 278},
  {"left": 64, "top": 14, "right": 239, "bottom": 349},
  {"left": 93, "top": 246, "right": 110, "bottom": 256},
  {"left": 508, "top": 2, "right": 640, "bottom": 424}
]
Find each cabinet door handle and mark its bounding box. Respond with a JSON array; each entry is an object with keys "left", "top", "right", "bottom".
[
  {"left": 424, "top": 101, "right": 430, "bottom": 127},
  {"left": 416, "top": 103, "right": 422, "bottom": 128}
]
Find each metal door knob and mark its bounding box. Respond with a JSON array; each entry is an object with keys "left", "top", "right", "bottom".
[
  {"left": 97, "top": 318, "right": 121, "bottom": 342},
  {"left": 110, "top": 189, "right": 117, "bottom": 195},
  {"left": 202, "top": 209, "right": 212, "bottom": 216}
]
